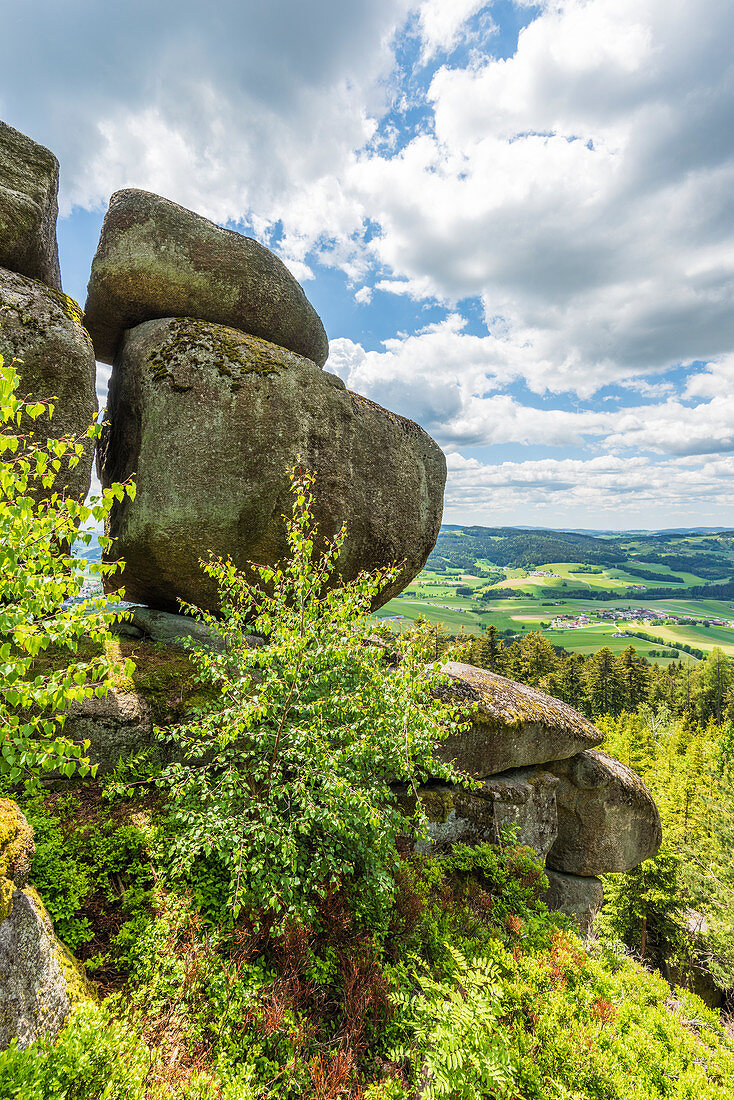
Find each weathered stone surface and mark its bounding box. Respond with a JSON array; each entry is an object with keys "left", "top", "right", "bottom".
[
  {"left": 0, "top": 268, "right": 97, "bottom": 502},
  {"left": 0, "top": 121, "right": 61, "bottom": 290},
  {"left": 0, "top": 887, "right": 92, "bottom": 1050},
  {"left": 541, "top": 870, "right": 603, "bottom": 936},
  {"left": 84, "top": 189, "right": 328, "bottom": 366},
  {"left": 97, "top": 317, "right": 446, "bottom": 614},
  {"left": 394, "top": 768, "right": 559, "bottom": 859},
  {"left": 546, "top": 749, "right": 662, "bottom": 876},
  {"left": 63, "top": 691, "right": 156, "bottom": 775},
  {"left": 0, "top": 804, "right": 91, "bottom": 1049},
  {"left": 436, "top": 663, "right": 603, "bottom": 777},
  {"left": 0, "top": 889, "right": 69, "bottom": 1049}
]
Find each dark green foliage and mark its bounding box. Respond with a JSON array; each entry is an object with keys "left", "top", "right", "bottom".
[
  {"left": 19, "top": 790, "right": 155, "bottom": 963},
  {"left": 22, "top": 797, "right": 92, "bottom": 948},
  {"left": 466, "top": 628, "right": 734, "bottom": 722},
  {"left": 602, "top": 846, "right": 689, "bottom": 967},
  {"left": 427, "top": 526, "right": 620, "bottom": 572}
]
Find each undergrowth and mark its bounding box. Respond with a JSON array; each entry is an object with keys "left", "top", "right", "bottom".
[
  {"left": 3, "top": 472, "right": 734, "bottom": 1096},
  {"left": 3, "top": 792, "right": 734, "bottom": 1099}
]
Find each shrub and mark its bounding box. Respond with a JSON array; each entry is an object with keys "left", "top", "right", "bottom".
[{"left": 150, "top": 468, "right": 466, "bottom": 931}]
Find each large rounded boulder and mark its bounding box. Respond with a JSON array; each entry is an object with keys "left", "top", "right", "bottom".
[
  {"left": 435, "top": 662, "right": 603, "bottom": 776},
  {"left": 97, "top": 317, "right": 446, "bottom": 613},
  {"left": 0, "top": 121, "right": 61, "bottom": 291},
  {"left": 84, "top": 189, "right": 329, "bottom": 366},
  {"left": 0, "top": 268, "right": 97, "bottom": 502},
  {"left": 546, "top": 749, "right": 662, "bottom": 876}
]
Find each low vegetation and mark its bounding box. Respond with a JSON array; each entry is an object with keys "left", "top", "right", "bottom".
[{"left": 2, "top": 362, "right": 734, "bottom": 1097}]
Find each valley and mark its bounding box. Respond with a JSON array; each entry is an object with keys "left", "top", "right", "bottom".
[{"left": 376, "top": 526, "right": 734, "bottom": 664}]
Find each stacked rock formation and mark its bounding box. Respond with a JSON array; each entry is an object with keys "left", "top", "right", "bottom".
[
  {"left": 0, "top": 121, "right": 97, "bottom": 502},
  {"left": 395, "top": 661, "right": 663, "bottom": 934},
  {"left": 85, "top": 190, "right": 446, "bottom": 614}
]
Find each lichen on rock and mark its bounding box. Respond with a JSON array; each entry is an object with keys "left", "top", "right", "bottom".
[
  {"left": 0, "top": 267, "right": 97, "bottom": 503},
  {"left": 97, "top": 316, "right": 446, "bottom": 615},
  {"left": 545, "top": 748, "right": 663, "bottom": 876},
  {"left": 0, "top": 120, "right": 62, "bottom": 291},
  {"left": 0, "top": 801, "right": 35, "bottom": 921},
  {"left": 83, "top": 188, "right": 329, "bottom": 366},
  {"left": 435, "top": 662, "right": 603, "bottom": 776},
  {"left": 0, "top": 805, "right": 92, "bottom": 1050}
]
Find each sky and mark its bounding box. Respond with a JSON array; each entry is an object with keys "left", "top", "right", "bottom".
[{"left": 1, "top": 0, "right": 733, "bottom": 530}]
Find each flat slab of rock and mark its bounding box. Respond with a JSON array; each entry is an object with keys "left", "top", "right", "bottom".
[
  {"left": 0, "top": 268, "right": 97, "bottom": 502},
  {"left": 0, "top": 121, "right": 61, "bottom": 290},
  {"left": 114, "top": 607, "right": 226, "bottom": 653},
  {"left": 541, "top": 870, "right": 603, "bottom": 936},
  {"left": 84, "top": 189, "right": 328, "bottom": 366},
  {"left": 394, "top": 768, "right": 559, "bottom": 859},
  {"left": 97, "top": 317, "right": 445, "bottom": 614},
  {"left": 546, "top": 749, "right": 662, "bottom": 876},
  {"left": 436, "top": 663, "right": 602, "bottom": 776}
]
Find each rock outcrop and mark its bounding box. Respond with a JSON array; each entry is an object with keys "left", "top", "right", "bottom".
[
  {"left": 84, "top": 189, "right": 329, "bottom": 366},
  {"left": 113, "top": 607, "right": 227, "bottom": 652},
  {"left": 0, "top": 121, "right": 62, "bottom": 291},
  {"left": 545, "top": 749, "right": 662, "bottom": 876},
  {"left": 0, "top": 801, "right": 34, "bottom": 921},
  {"left": 422, "top": 664, "right": 662, "bottom": 933},
  {"left": 436, "top": 662, "right": 603, "bottom": 776},
  {"left": 0, "top": 889, "right": 72, "bottom": 1049},
  {"left": 63, "top": 691, "right": 156, "bottom": 775},
  {"left": 97, "top": 317, "right": 446, "bottom": 614},
  {"left": 0, "top": 267, "right": 97, "bottom": 502},
  {"left": 0, "top": 801, "right": 90, "bottom": 1049},
  {"left": 394, "top": 769, "right": 559, "bottom": 858},
  {"left": 541, "top": 870, "right": 604, "bottom": 936}
]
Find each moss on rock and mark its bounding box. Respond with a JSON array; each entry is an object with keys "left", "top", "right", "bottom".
[{"left": 0, "top": 802, "right": 35, "bottom": 919}]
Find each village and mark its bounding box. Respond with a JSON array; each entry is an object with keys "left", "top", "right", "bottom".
[{"left": 549, "top": 607, "right": 733, "bottom": 632}]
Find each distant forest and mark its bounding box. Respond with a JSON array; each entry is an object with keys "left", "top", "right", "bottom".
[{"left": 427, "top": 525, "right": 733, "bottom": 593}]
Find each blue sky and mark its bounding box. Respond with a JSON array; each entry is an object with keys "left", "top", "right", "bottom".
[{"left": 2, "top": 0, "right": 734, "bottom": 529}]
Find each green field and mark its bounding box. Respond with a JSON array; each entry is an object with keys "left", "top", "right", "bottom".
[{"left": 374, "top": 527, "right": 734, "bottom": 665}]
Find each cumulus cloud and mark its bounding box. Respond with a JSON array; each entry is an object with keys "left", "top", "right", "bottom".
[
  {"left": 5, "top": 0, "right": 734, "bottom": 399},
  {"left": 444, "top": 451, "right": 734, "bottom": 526},
  {"left": 349, "top": 0, "right": 734, "bottom": 392},
  {"left": 329, "top": 321, "right": 734, "bottom": 458},
  {"left": 4, "top": 0, "right": 733, "bottom": 523},
  {"left": 0, "top": 0, "right": 409, "bottom": 239}
]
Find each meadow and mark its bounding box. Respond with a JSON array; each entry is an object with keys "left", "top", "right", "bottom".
[{"left": 375, "top": 528, "right": 734, "bottom": 664}]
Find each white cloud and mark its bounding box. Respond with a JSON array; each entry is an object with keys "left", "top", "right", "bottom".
[
  {"left": 6, "top": 0, "right": 734, "bottom": 400},
  {"left": 4, "top": 0, "right": 734, "bottom": 523},
  {"left": 0, "top": 0, "right": 409, "bottom": 242},
  {"left": 416, "top": 0, "right": 495, "bottom": 62},
  {"left": 346, "top": 0, "right": 734, "bottom": 393},
  {"left": 444, "top": 450, "right": 734, "bottom": 526},
  {"left": 684, "top": 355, "right": 734, "bottom": 399},
  {"left": 329, "top": 320, "right": 734, "bottom": 457}
]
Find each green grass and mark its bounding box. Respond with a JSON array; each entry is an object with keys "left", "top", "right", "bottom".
[
  {"left": 623, "top": 622, "right": 734, "bottom": 656},
  {"left": 375, "top": 567, "right": 734, "bottom": 664}
]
